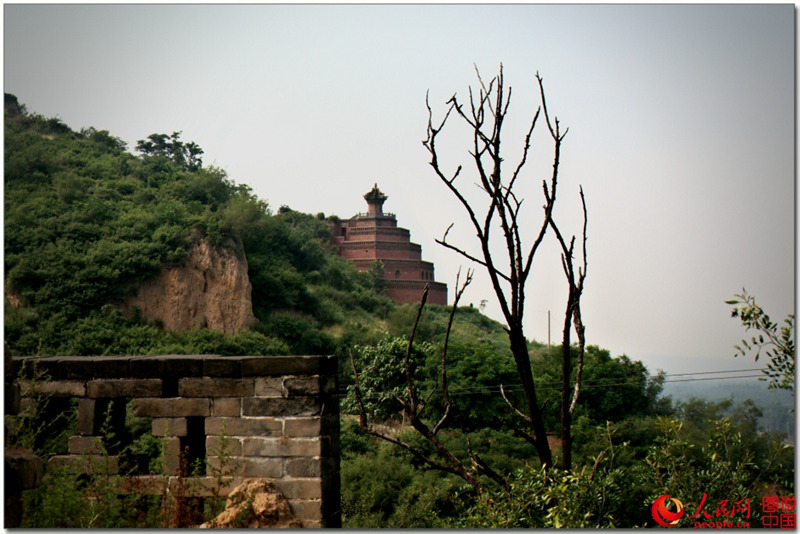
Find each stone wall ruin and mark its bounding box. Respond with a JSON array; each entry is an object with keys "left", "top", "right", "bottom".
[{"left": 9, "top": 354, "right": 340, "bottom": 528}]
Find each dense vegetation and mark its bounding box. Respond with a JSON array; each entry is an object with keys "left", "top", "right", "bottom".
[
  {"left": 4, "top": 94, "right": 394, "bottom": 358},
  {"left": 5, "top": 96, "right": 794, "bottom": 528}
]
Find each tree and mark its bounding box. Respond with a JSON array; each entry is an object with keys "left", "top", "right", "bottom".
[
  {"left": 136, "top": 131, "right": 203, "bottom": 171},
  {"left": 351, "top": 271, "right": 510, "bottom": 491},
  {"left": 422, "top": 64, "right": 587, "bottom": 469},
  {"left": 727, "top": 289, "right": 795, "bottom": 391},
  {"left": 368, "top": 260, "right": 387, "bottom": 295}
]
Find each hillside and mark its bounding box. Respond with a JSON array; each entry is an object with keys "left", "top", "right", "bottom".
[
  {"left": 6, "top": 95, "right": 794, "bottom": 530},
  {"left": 4, "top": 94, "right": 390, "bottom": 356},
  {"left": 4, "top": 94, "right": 515, "bottom": 361}
]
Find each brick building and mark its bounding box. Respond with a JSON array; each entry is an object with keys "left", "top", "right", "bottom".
[{"left": 333, "top": 184, "right": 448, "bottom": 306}]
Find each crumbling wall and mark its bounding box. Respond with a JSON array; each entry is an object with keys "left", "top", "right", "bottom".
[{"left": 10, "top": 354, "right": 340, "bottom": 528}]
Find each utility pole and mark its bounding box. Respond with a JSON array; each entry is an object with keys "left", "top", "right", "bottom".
[{"left": 547, "top": 310, "right": 551, "bottom": 347}]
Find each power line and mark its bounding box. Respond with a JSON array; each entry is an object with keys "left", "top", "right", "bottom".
[{"left": 339, "top": 369, "right": 770, "bottom": 399}]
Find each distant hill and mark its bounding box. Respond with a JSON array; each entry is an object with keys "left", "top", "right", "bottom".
[{"left": 663, "top": 377, "right": 795, "bottom": 436}]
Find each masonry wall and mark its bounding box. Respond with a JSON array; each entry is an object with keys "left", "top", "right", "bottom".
[
  {"left": 10, "top": 355, "right": 340, "bottom": 528},
  {"left": 386, "top": 280, "right": 447, "bottom": 306},
  {"left": 333, "top": 207, "right": 449, "bottom": 305}
]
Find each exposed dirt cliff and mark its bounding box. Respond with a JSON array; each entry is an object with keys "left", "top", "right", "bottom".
[{"left": 119, "top": 236, "right": 256, "bottom": 335}]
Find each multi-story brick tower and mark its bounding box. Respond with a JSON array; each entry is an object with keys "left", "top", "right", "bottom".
[{"left": 333, "top": 184, "right": 448, "bottom": 305}]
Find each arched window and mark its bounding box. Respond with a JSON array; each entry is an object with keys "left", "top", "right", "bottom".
[{"left": 395, "top": 270, "right": 401, "bottom": 279}]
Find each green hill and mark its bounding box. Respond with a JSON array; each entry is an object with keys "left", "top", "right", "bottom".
[
  {"left": 4, "top": 94, "right": 384, "bottom": 356},
  {"left": 3, "top": 94, "right": 513, "bottom": 360}
]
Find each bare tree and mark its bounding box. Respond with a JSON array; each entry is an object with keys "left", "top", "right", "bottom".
[
  {"left": 422, "top": 64, "right": 587, "bottom": 469},
  {"left": 349, "top": 65, "right": 589, "bottom": 489},
  {"left": 551, "top": 187, "right": 588, "bottom": 469}
]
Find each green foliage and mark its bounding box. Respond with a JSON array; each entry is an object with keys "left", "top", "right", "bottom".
[
  {"left": 5, "top": 96, "right": 392, "bottom": 356},
  {"left": 136, "top": 131, "right": 203, "bottom": 171},
  {"left": 367, "top": 260, "right": 387, "bottom": 295},
  {"left": 457, "top": 414, "right": 794, "bottom": 528},
  {"left": 728, "top": 289, "right": 795, "bottom": 391},
  {"left": 344, "top": 335, "right": 433, "bottom": 420},
  {"left": 531, "top": 344, "right": 671, "bottom": 429},
  {"left": 340, "top": 418, "right": 465, "bottom": 528}
]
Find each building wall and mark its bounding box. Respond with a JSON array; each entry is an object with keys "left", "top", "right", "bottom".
[
  {"left": 334, "top": 207, "right": 448, "bottom": 306},
  {"left": 338, "top": 241, "right": 422, "bottom": 261},
  {"left": 387, "top": 280, "right": 447, "bottom": 306},
  {"left": 11, "top": 355, "right": 340, "bottom": 528}
]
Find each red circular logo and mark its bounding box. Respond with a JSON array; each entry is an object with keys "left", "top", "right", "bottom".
[{"left": 652, "top": 495, "right": 685, "bottom": 527}]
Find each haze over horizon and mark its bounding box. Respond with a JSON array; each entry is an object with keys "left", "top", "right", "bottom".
[{"left": 4, "top": 4, "right": 795, "bottom": 381}]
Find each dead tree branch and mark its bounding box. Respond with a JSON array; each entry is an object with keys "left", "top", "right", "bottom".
[
  {"left": 422, "top": 64, "right": 573, "bottom": 468},
  {"left": 550, "top": 186, "right": 588, "bottom": 470}
]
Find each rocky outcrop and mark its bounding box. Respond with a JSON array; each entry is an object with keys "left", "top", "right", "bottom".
[
  {"left": 120, "top": 236, "right": 256, "bottom": 335},
  {"left": 200, "top": 479, "right": 301, "bottom": 529}
]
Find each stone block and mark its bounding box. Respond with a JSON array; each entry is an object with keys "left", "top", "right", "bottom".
[
  {"left": 68, "top": 435, "right": 105, "bottom": 455},
  {"left": 242, "top": 457, "right": 283, "bottom": 478},
  {"left": 152, "top": 418, "right": 188, "bottom": 437},
  {"left": 178, "top": 377, "right": 253, "bottom": 398},
  {"left": 19, "top": 379, "right": 86, "bottom": 397},
  {"left": 161, "top": 437, "right": 181, "bottom": 476},
  {"left": 163, "top": 356, "right": 205, "bottom": 378},
  {"left": 241, "top": 356, "right": 322, "bottom": 377},
  {"left": 132, "top": 398, "right": 211, "bottom": 418},
  {"left": 242, "top": 437, "right": 280, "bottom": 457},
  {"left": 4, "top": 448, "right": 43, "bottom": 491},
  {"left": 205, "top": 416, "right": 282, "bottom": 437},
  {"left": 48, "top": 454, "right": 119, "bottom": 475},
  {"left": 204, "top": 357, "right": 242, "bottom": 378},
  {"left": 13, "top": 356, "right": 59, "bottom": 380},
  {"left": 284, "top": 376, "right": 321, "bottom": 397},
  {"left": 206, "top": 435, "right": 242, "bottom": 457},
  {"left": 243, "top": 437, "right": 321, "bottom": 458},
  {"left": 92, "top": 356, "right": 130, "bottom": 378},
  {"left": 284, "top": 417, "right": 321, "bottom": 437},
  {"left": 285, "top": 457, "right": 322, "bottom": 478},
  {"left": 274, "top": 477, "right": 323, "bottom": 500},
  {"left": 242, "top": 397, "right": 320, "bottom": 417},
  {"left": 58, "top": 357, "right": 95, "bottom": 380},
  {"left": 254, "top": 377, "right": 284, "bottom": 398},
  {"left": 206, "top": 454, "right": 246, "bottom": 477},
  {"left": 128, "top": 356, "right": 165, "bottom": 378},
  {"left": 77, "top": 398, "right": 97, "bottom": 435},
  {"left": 18, "top": 397, "right": 36, "bottom": 418},
  {"left": 289, "top": 499, "right": 323, "bottom": 527},
  {"left": 212, "top": 397, "right": 241, "bottom": 417},
  {"left": 288, "top": 499, "right": 323, "bottom": 522},
  {"left": 87, "top": 378, "right": 162, "bottom": 398},
  {"left": 169, "top": 476, "right": 245, "bottom": 498}
]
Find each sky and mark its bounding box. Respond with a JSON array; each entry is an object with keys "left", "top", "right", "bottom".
[{"left": 3, "top": 4, "right": 795, "bottom": 379}]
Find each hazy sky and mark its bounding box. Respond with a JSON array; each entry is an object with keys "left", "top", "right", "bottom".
[{"left": 4, "top": 4, "right": 795, "bottom": 378}]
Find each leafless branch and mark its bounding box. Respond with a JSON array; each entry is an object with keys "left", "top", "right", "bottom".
[
  {"left": 422, "top": 65, "right": 583, "bottom": 470},
  {"left": 549, "top": 186, "right": 589, "bottom": 469},
  {"left": 500, "top": 383, "right": 532, "bottom": 424}
]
